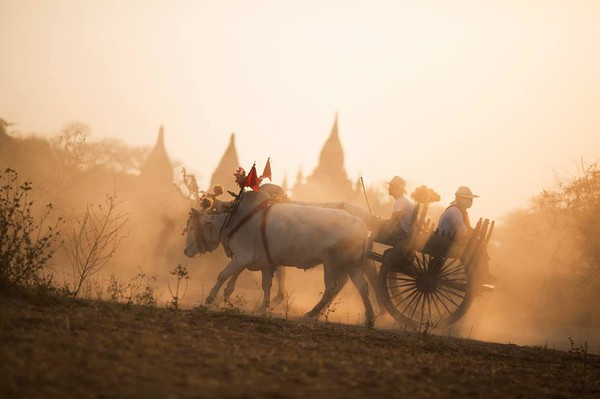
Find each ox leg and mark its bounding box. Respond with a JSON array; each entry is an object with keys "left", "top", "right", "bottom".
[
  {"left": 348, "top": 266, "right": 375, "bottom": 326},
  {"left": 362, "top": 259, "right": 385, "bottom": 317},
  {"left": 223, "top": 269, "right": 243, "bottom": 302},
  {"left": 271, "top": 267, "right": 286, "bottom": 307},
  {"left": 206, "top": 259, "right": 246, "bottom": 304},
  {"left": 257, "top": 268, "right": 274, "bottom": 314},
  {"left": 304, "top": 266, "right": 348, "bottom": 320}
]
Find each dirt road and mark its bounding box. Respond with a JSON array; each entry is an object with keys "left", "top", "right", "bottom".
[{"left": 1, "top": 290, "right": 598, "bottom": 398}]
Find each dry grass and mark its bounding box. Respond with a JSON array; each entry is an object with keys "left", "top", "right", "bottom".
[{"left": 1, "top": 289, "right": 599, "bottom": 399}]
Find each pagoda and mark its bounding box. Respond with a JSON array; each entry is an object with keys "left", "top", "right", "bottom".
[
  {"left": 291, "top": 113, "right": 355, "bottom": 202},
  {"left": 140, "top": 126, "right": 173, "bottom": 185},
  {"left": 210, "top": 133, "right": 241, "bottom": 196}
]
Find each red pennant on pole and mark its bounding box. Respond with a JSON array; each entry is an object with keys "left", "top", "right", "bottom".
[
  {"left": 261, "top": 158, "right": 272, "bottom": 181},
  {"left": 244, "top": 164, "right": 260, "bottom": 192}
]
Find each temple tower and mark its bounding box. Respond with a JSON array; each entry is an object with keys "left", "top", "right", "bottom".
[
  {"left": 210, "top": 133, "right": 240, "bottom": 196},
  {"left": 292, "top": 113, "right": 355, "bottom": 201},
  {"left": 140, "top": 126, "right": 173, "bottom": 185}
]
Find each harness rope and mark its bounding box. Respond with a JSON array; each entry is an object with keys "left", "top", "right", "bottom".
[
  {"left": 260, "top": 201, "right": 275, "bottom": 267},
  {"left": 226, "top": 198, "right": 276, "bottom": 267}
]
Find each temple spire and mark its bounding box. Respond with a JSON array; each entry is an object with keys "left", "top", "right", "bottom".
[
  {"left": 331, "top": 112, "right": 339, "bottom": 139},
  {"left": 210, "top": 133, "right": 241, "bottom": 195},
  {"left": 157, "top": 125, "right": 165, "bottom": 147},
  {"left": 140, "top": 125, "right": 173, "bottom": 184},
  {"left": 281, "top": 173, "right": 289, "bottom": 194},
  {"left": 314, "top": 112, "right": 345, "bottom": 174},
  {"left": 291, "top": 112, "right": 353, "bottom": 202}
]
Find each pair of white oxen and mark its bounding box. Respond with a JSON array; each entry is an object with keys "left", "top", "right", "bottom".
[{"left": 183, "top": 188, "right": 379, "bottom": 324}]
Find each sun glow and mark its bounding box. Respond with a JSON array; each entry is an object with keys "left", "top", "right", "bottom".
[{"left": 1, "top": 0, "right": 600, "bottom": 221}]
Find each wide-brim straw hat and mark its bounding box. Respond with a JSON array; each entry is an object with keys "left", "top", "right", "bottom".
[
  {"left": 387, "top": 176, "right": 407, "bottom": 193},
  {"left": 455, "top": 186, "right": 479, "bottom": 198}
]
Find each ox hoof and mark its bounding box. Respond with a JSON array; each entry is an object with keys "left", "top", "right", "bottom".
[
  {"left": 302, "top": 311, "right": 318, "bottom": 321},
  {"left": 205, "top": 296, "right": 216, "bottom": 305},
  {"left": 257, "top": 307, "right": 269, "bottom": 316},
  {"left": 364, "top": 317, "right": 376, "bottom": 329}
]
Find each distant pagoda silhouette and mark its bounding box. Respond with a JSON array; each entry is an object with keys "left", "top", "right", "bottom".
[
  {"left": 291, "top": 113, "right": 355, "bottom": 202},
  {"left": 140, "top": 126, "right": 173, "bottom": 185},
  {"left": 210, "top": 133, "right": 241, "bottom": 196}
]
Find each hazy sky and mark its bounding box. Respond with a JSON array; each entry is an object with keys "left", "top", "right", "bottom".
[{"left": 1, "top": 0, "right": 599, "bottom": 220}]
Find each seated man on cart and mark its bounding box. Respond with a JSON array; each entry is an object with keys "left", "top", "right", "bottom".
[
  {"left": 437, "top": 186, "right": 497, "bottom": 285},
  {"left": 372, "top": 175, "right": 414, "bottom": 246}
]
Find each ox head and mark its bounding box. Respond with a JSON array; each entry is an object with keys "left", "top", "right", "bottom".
[{"left": 183, "top": 208, "right": 221, "bottom": 257}]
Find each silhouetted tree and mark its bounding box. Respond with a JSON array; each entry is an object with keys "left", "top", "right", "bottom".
[{"left": 535, "top": 161, "right": 600, "bottom": 282}]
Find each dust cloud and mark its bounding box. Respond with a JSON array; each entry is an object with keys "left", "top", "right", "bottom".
[
  {"left": 461, "top": 208, "right": 600, "bottom": 353},
  {"left": 1, "top": 122, "right": 598, "bottom": 353}
]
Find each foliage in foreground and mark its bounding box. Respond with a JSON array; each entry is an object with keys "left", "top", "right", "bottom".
[
  {"left": 0, "top": 168, "right": 62, "bottom": 289},
  {"left": 65, "top": 191, "right": 129, "bottom": 297},
  {"left": 493, "top": 160, "right": 600, "bottom": 327},
  {"left": 535, "top": 161, "right": 600, "bottom": 281}
]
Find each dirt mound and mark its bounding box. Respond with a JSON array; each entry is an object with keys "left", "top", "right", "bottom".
[{"left": 1, "top": 291, "right": 599, "bottom": 398}]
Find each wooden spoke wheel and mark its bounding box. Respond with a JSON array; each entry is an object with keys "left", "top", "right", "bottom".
[{"left": 378, "top": 249, "right": 475, "bottom": 329}]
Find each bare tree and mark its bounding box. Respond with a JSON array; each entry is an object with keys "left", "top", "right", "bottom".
[{"left": 66, "top": 191, "right": 129, "bottom": 297}]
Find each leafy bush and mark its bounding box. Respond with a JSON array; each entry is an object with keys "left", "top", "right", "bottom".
[
  {"left": 491, "top": 161, "right": 600, "bottom": 327},
  {"left": 0, "top": 168, "right": 62, "bottom": 288},
  {"left": 535, "top": 161, "right": 600, "bottom": 281}
]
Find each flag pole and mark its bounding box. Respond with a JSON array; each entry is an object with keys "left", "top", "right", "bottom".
[{"left": 360, "top": 177, "right": 372, "bottom": 216}]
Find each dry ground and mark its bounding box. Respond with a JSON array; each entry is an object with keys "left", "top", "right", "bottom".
[{"left": 1, "top": 289, "right": 599, "bottom": 399}]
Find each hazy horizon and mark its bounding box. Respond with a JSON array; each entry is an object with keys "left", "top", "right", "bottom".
[{"left": 2, "top": 0, "right": 600, "bottom": 221}]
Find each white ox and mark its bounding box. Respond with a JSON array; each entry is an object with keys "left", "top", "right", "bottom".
[{"left": 184, "top": 190, "right": 375, "bottom": 323}]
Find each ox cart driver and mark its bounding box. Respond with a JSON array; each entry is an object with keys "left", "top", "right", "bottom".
[
  {"left": 437, "top": 186, "right": 497, "bottom": 285},
  {"left": 372, "top": 175, "right": 414, "bottom": 246}
]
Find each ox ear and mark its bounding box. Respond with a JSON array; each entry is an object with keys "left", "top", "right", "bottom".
[{"left": 191, "top": 208, "right": 201, "bottom": 217}]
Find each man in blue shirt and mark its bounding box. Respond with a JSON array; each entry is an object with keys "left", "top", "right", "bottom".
[{"left": 438, "top": 186, "right": 497, "bottom": 285}]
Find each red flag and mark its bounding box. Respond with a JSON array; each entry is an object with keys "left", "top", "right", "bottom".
[
  {"left": 261, "top": 158, "right": 272, "bottom": 181},
  {"left": 244, "top": 164, "right": 260, "bottom": 192}
]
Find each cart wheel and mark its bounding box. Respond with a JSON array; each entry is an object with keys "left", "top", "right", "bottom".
[{"left": 378, "top": 250, "right": 475, "bottom": 329}]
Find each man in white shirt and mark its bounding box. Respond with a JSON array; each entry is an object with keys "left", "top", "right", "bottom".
[
  {"left": 389, "top": 176, "right": 414, "bottom": 236},
  {"left": 373, "top": 175, "right": 414, "bottom": 245},
  {"left": 437, "top": 186, "right": 496, "bottom": 285}
]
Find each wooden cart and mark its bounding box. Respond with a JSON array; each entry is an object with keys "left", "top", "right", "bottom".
[{"left": 367, "top": 200, "right": 495, "bottom": 329}]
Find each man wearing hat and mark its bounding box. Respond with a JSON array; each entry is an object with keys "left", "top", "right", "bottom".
[
  {"left": 437, "top": 186, "right": 478, "bottom": 238},
  {"left": 374, "top": 176, "right": 414, "bottom": 245},
  {"left": 438, "top": 186, "right": 497, "bottom": 284}
]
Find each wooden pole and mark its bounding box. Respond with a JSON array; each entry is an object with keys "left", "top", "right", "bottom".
[{"left": 360, "top": 177, "right": 373, "bottom": 216}]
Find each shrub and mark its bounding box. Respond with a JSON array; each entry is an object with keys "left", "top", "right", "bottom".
[
  {"left": 107, "top": 272, "right": 158, "bottom": 306},
  {"left": 0, "top": 168, "right": 62, "bottom": 288},
  {"left": 168, "top": 263, "right": 189, "bottom": 310},
  {"left": 65, "top": 191, "right": 129, "bottom": 297},
  {"left": 535, "top": 161, "right": 600, "bottom": 281}
]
